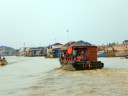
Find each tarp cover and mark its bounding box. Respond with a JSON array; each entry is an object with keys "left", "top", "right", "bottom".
[{"left": 68, "top": 48, "right": 72, "bottom": 54}]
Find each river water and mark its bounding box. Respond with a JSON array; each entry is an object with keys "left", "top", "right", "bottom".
[{"left": 0, "top": 56, "right": 128, "bottom": 96}]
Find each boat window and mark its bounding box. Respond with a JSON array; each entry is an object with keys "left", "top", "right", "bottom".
[{"left": 73, "top": 50, "right": 77, "bottom": 57}]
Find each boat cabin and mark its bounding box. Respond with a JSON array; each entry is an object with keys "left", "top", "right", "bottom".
[{"left": 61, "top": 40, "right": 97, "bottom": 62}]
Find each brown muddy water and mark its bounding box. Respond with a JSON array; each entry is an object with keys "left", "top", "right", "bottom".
[{"left": 0, "top": 56, "right": 128, "bottom": 96}]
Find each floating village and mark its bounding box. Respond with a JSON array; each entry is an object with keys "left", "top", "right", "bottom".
[
  {"left": 1, "top": 1, "right": 128, "bottom": 96},
  {"left": 0, "top": 40, "right": 128, "bottom": 70}
]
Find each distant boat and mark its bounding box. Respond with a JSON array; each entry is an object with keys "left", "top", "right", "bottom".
[
  {"left": 97, "top": 52, "right": 115, "bottom": 57},
  {"left": 125, "top": 56, "right": 128, "bottom": 59}
]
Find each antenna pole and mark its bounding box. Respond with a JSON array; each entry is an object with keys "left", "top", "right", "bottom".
[
  {"left": 67, "top": 29, "right": 69, "bottom": 42},
  {"left": 24, "top": 42, "right": 25, "bottom": 48}
]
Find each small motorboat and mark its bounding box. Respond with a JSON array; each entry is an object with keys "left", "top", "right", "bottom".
[{"left": 0, "top": 58, "right": 8, "bottom": 66}]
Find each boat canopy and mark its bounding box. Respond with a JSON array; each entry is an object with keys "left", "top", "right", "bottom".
[
  {"left": 61, "top": 48, "right": 72, "bottom": 54},
  {"left": 52, "top": 46, "right": 61, "bottom": 49}
]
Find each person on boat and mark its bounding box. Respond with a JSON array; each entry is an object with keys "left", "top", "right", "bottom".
[
  {"left": 112, "top": 48, "right": 114, "bottom": 52},
  {"left": 80, "top": 51, "right": 85, "bottom": 61},
  {"left": 76, "top": 53, "right": 81, "bottom": 61},
  {"left": 69, "top": 54, "right": 73, "bottom": 61},
  {"left": 2, "top": 57, "right": 6, "bottom": 61},
  {"left": 61, "top": 52, "right": 64, "bottom": 60}
]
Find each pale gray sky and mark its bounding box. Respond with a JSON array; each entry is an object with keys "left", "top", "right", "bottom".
[{"left": 0, "top": 0, "right": 128, "bottom": 49}]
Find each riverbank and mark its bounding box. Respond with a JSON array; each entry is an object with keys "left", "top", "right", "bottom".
[{"left": 98, "top": 43, "right": 128, "bottom": 57}]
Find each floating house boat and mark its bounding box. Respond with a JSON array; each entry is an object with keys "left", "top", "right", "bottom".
[
  {"left": 19, "top": 48, "right": 26, "bottom": 56},
  {"left": 25, "top": 47, "right": 43, "bottom": 57},
  {"left": 47, "top": 43, "right": 63, "bottom": 58},
  {"left": 48, "top": 48, "right": 60, "bottom": 58},
  {"left": 47, "top": 47, "right": 61, "bottom": 58},
  {"left": 52, "top": 47, "right": 61, "bottom": 58},
  {"left": 59, "top": 40, "right": 104, "bottom": 70}
]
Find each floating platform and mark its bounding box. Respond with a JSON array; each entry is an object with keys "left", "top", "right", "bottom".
[{"left": 60, "top": 60, "right": 103, "bottom": 70}]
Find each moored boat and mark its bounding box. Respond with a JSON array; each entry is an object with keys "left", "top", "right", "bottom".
[
  {"left": 97, "top": 52, "right": 115, "bottom": 57},
  {"left": 125, "top": 56, "right": 128, "bottom": 59},
  {"left": 59, "top": 40, "right": 104, "bottom": 70}
]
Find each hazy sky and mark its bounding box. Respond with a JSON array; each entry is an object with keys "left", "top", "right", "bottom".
[{"left": 0, "top": 0, "right": 128, "bottom": 49}]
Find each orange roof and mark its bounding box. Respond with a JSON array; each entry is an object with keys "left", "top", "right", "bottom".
[{"left": 53, "top": 43, "right": 63, "bottom": 45}]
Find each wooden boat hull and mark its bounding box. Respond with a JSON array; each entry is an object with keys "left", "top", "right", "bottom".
[
  {"left": 0, "top": 60, "right": 8, "bottom": 65},
  {"left": 60, "top": 61, "right": 104, "bottom": 70}
]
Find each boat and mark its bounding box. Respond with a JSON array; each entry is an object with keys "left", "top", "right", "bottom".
[
  {"left": 125, "top": 56, "right": 128, "bottom": 59},
  {"left": 59, "top": 40, "right": 104, "bottom": 70},
  {"left": 97, "top": 52, "right": 115, "bottom": 57},
  {"left": 48, "top": 48, "right": 61, "bottom": 58},
  {"left": 0, "top": 59, "right": 8, "bottom": 66},
  {"left": 47, "top": 43, "right": 62, "bottom": 58}
]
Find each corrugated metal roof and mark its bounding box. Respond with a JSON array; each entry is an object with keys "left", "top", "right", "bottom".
[
  {"left": 61, "top": 40, "right": 94, "bottom": 49},
  {"left": 71, "top": 40, "right": 92, "bottom": 47}
]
